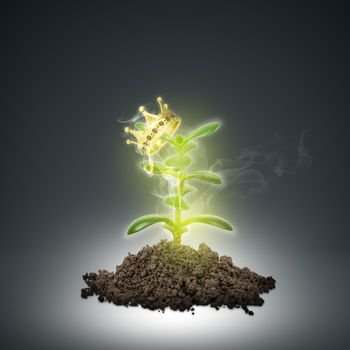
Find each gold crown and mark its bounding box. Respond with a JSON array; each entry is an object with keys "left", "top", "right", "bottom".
[{"left": 125, "top": 97, "right": 181, "bottom": 155}]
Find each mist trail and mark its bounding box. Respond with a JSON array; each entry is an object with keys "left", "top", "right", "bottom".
[{"left": 198, "top": 130, "right": 313, "bottom": 211}]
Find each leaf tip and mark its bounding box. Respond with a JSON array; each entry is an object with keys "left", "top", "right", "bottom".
[
  {"left": 126, "top": 227, "right": 134, "bottom": 235},
  {"left": 212, "top": 122, "right": 221, "bottom": 129}
]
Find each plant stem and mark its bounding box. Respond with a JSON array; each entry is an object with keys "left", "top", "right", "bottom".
[{"left": 174, "top": 168, "right": 185, "bottom": 244}]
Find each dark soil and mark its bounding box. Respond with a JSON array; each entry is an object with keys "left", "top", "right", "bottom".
[{"left": 81, "top": 240, "right": 275, "bottom": 314}]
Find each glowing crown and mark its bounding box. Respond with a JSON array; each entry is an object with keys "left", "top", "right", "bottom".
[{"left": 125, "top": 97, "right": 181, "bottom": 155}]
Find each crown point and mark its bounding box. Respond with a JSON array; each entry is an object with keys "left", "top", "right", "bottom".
[
  {"left": 157, "top": 96, "right": 162, "bottom": 102},
  {"left": 139, "top": 106, "right": 145, "bottom": 112},
  {"left": 126, "top": 139, "right": 137, "bottom": 145},
  {"left": 124, "top": 127, "right": 130, "bottom": 132},
  {"left": 164, "top": 103, "right": 168, "bottom": 109}
]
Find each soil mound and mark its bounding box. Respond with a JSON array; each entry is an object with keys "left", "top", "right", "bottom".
[{"left": 81, "top": 240, "right": 275, "bottom": 314}]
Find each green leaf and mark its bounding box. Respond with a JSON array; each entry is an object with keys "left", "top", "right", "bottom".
[
  {"left": 183, "top": 184, "right": 197, "bottom": 195},
  {"left": 165, "top": 154, "right": 191, "bottom": 168},
  {"left": 175, "top": 134, "right": 184, "bottom": 145},
  {"left": 184, "top": 122, "right": 221, "bottom": 143},
  {"left": 135, "top": 122, "right": 146, "bottom": 131},
  {"left": 161, "top": 133, "right": 177, "bottom": 145},
  {"left": 184, "top": 171, "right": 221, "bottom": 184},
  {"left": 140, "top": 161, "right": 165, "bottom": 174},
  {"left": 140, "top": 161, "right": 179, "bottom": 178},
  {"left": 127, "top": 215, "right": 174, "bottom": 235},
  {"left": 181, "top": 141, "right": 197, "bottom": 153},
  {"left": 181, "top": 215, "right": 233, "bottom": 231},
  {"left": 164, "top": 195, "right": 189, "bottom": 210}
]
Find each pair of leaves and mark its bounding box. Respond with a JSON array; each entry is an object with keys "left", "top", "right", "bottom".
[
  {"left": 127, "top": 214, "right": 233, "bottom": 235},
  {"left": 164, "top": 195, "right": 189, "bottom": 210},
  {"left": 161, "top": 134, "right": 197, "bottom": 154},
  {"left": 140, "top": 160, "right": 221, "bottom": 188}
]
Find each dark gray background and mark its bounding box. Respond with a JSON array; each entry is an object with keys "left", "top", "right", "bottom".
[{"left": 2, "top": 1, "right": 349, "bottom": 349}]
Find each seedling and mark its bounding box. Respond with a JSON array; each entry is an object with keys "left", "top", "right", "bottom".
[{"left": 124, "top": 97, "right": 233, "bottom": 244}]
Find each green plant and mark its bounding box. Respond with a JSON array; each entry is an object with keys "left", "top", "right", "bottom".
[{"left": 127, "top": 122, "right": 233, "bottom": 244}]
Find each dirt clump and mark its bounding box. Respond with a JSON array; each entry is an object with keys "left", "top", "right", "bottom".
[{"left": 81, "top": 240, "right": 275, "bottom": 314}]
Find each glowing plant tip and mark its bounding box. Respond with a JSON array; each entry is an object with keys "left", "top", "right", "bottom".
[
  {"left": 125, "top": 97, "right": 181, "bottom": 155},
  {"left": 123, "top": 98, "right": 233, "bottom": 244}
]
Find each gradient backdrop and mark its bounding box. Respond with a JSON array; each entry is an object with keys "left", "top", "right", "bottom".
[{"left": 2, "top": 1, "right": 349, "bottom": 349}]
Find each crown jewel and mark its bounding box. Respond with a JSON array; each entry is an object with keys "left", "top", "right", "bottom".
[{"left": 125, "top": 97, "right": 181, "bottom": 155}]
